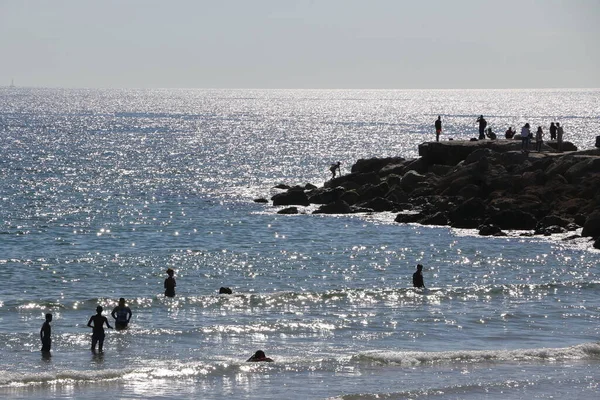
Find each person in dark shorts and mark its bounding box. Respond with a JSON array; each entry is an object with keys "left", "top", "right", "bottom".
[
  {"left": 435, "top": 116, "right": 442, "bottom": 142},
  {"left": 329, "top": 162, "right": 341, "bottom": 178},
  {"left": 412, "top": 264, "right": 425, "bottom": 288},
  {"left": 247, "top": 350, "right": 274, "bottom": 362},
  {"left": 40, "top": 313, "right": 52, "bottom": 353},
  {"left": 165, "top": 268, "right": 176, "bottom": 297},
  {"left": 87, "top": 306, "right": 113, "bottom": 353},
  {"left": 111, "top": 298, "right": 132, "bottom": 330},
  {"left": 549, "top": 122, "right": 557, "bottom": 140}
]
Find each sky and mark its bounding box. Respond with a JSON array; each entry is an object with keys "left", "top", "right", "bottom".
[{"left": 1, "top": 0, "right": 599, "bottom": 89}]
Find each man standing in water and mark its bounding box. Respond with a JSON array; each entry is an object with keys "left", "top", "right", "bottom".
[
  {"left": 111, "top": 298, "right": 132, "bottom": 330},
  {"left": 40, "top": 313, "right": 52, "bottom": 353},
  {"left": 413, "top": 264, "right": 426, "bottom": 288},
  {"left": 165, "top": 268, "right": 176, "bottom": 297},
  {"left": 87, "top": 306, "right": 113, "bottom": 353},
  {"left": 435, "top": 116, "right": 442, "bottom": 142}
]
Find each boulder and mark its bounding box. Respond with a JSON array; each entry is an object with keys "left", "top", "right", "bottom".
[
  {"left": 313, "top": 200, "right": 353, "bottom": 214},
  {"left": 581, "top": 212, "right": 600, "bottom": 237},
  {"left": 307, "top": 187, "right": 344, "bottom": 204},
  {"left": 401, "top": 170, "right": 427, "bottom": 192},
  {"left": 478, "top": 224, "right": 504, "bottom": 236},
  {"left": 541, "top": 225, "right": 567, "bottom": 235},
  {"left": 253, "top": 198, "right": 268, "bottom": 203},
  {"left": 274, "top": 183, "right": 291, "bottom": 190},
  {"left": 358, "top": 197, "right": 397, "bottom": 212},
  {"left": 534, "top": 215, "right": 572, "bottom": 234},
  {"left": 595, "top": 237, "right": 600, "bottom": 249},
  {"left": 278, "top": 207, "right": 299, "bottom": 214},
  {"left": 272, "top": 189, "right": 309, "bottom": 206},
  {"left": 419, "top": 212, "right": 449, "bottom": 226},
  {"left": 379, "top": 164, "right": 407, "bottom": 177},
  {"left": 340, "top": 190, "right": 360, "bottom": 205},
  {"left": 395, "top": 212, "right": 423, "bottom": 224},
  {"left": 484, "top": 209, "right": 537, "bottom": 230},
  {"left": 351, "top": 157, "right": 405, "bottom": 174},
  {"left": 449, "top": 197, "right": 487, "bottom": 225},
  {"left": 358, "top": 182, "right": 390, "bottom": 201}
]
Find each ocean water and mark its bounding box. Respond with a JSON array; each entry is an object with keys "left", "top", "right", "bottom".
[{"left": 0, "top": 88, "right": 599, "bottom": 400}]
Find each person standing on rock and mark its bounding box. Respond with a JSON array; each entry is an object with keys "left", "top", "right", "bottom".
[
  {"left": 435, "top": 116, "right": 442, "bottom": 142},
  {"left": 549, "top": 122, "right": 557, "bottom": 140},
  {"left": 535, "top": 126, "right": 544, "bottom": 152},
  {"left": 520, "top": 123, "right": 531, "bottom": 152},
  {"left": 556, "top": 122, "right": 564, "bottom": 152},
  {"left": 329, "top": 162, "right": 341, "bottom": 178},
  {"left": 476, "top": 115, "right": 487, "bottom": 140},
  {"left": 412, "top": 264, "right": 425, "bottom": 288}
]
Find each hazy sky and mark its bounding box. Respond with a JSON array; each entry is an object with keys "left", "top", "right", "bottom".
[{"left": 1, "top": 0, "right": 598, "bottom": 89}]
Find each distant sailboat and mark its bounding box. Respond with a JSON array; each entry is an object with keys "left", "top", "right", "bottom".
[{"left": 9, "top": 79, "right": 15, "bottom": 88}]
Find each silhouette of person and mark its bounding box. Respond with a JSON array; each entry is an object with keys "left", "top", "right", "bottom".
[
  {"left": 556, "top": 122, "right": 564, "bottom": 152},
  {"left": 111, "top": 298, "right": 132, "bottom": 330},
  {"left": 412, "top": 264, "right": 425, "bottom": 288},
  {"left": 165, "top": 268, "right": 176, "bottom": 297},
  {"left": 247, "top": 350, "right": 274, "bottom": 362},
  {"left": 505, "top": 127, "right": 515, "bottom": 139},
  {"left": 40, "top": 313, "right": 52, "bottom": 353},
  {"left": 521, "top": 123, "right": 531, "bottom": 152},
  {"left": 435, "top": 116, "right": 442, "bottom": 142},
  {"left": 550, "top": 122, "right": 557, "bottom": 140},
  {"left": 485, "top": 127, "right": 497, "bottom": 140},
  {"left": 535, "top": 126, "right": 544, "bottom": 152},
  {"left": 87, "top": 306, "right": 113, "bottom": 353},
  {"left": 329, "top": 162, "right": 341, "bottom": 178},
  {"left": 476, "top": 115, "right": 487, "bottom": 140},
  {"left": 219, "top": 287, "right": 233, "bottom": 294}
]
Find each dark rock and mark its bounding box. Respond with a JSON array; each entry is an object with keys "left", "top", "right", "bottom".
[
  {"left": 458, "top": 184, "right": 481, "bottom": 199},
  {"left": 340, "top": 190, "right": 360, "bottom": 205},
  {"left": 307, "top": 187, "right": 344, "bottom": 204},
  {"left": 574, "top": 214, "right": 587, "bottom": 227},
  {"left": 274, "top": 183, "right": 291, "bottom": 190},
  {"left": 465, "top": 148, "right": 493, "bottom": 164},
  {"left": 419, "top": 212, "right": 449, "bottom": 226},
  {"left": 541, "top": 225, "right": 567, "bottom": 235},
  {"left": 563, "top": 234, "right": 581, "bottom": 241},
  {"left": 278, "top": 207, "right": 299, "bottom": 214},
  {"left": 379, "top": 164, "right": 407, "bottom": 177},
  {"left": 324, "top": 171, "right": 380, "bottom": 189},
  {"left": 313, "top": 200, "right": 353, "bottom": 214},
  {"left": 383, "top": 174, "right": 403, "bottom": 187},
  {"left": 478, "top": 224, "right": 504, "bottom": 236},
  {"left": 484, "top": 209, "right": 537, "bottom": 230},
  {"left": 357, "top": 197, "right": 397, "bottom": 212},
  {"left": 396, "top": 203, "right": 414, "bottom": 211},
  {"left": 351, "top": 157, "right": 405, "bottom": 174},
  {"left": 582, "top": 212, "right": 600, "bottom": 237},
  {"left": 358, "top": 182, "right": 390, "bottom": 201},
  {"left": 403, "top": 158, "right": 429, "bottom": 174},
  {"left": 395, "top": 212, "right": 423, "bottom": 223},
  {"left": 219, "top": 287, "right": 233, "bottom": 294},
  {"left": 429, "top": 164, "right": 453, "bottom": 176},
  {"left": 385, "top": 185, "right": 409, "bottom": 203},
  {"left": 594, "top": 237, "right": 600, "bottom": 249},
  {"left": 401, "top": 170, "right": 427, "bottom": 192},
  {"left": 253, "top": 198, "right": 268, "bottom": 203},
  {"left": 565, "top": 223, "right": 579, "bottom": 231},
  {"left": 272, "top": 189, "right": 309, "bottom": 206},
  {"left": 304, "top": 183, "right": 318, "bottom": 190},
  {"left": 449, "top": 197, "right": 487, "bottom": 225},
  {"left": 535, "top": 215, "right": 572, "bottom": 234}
]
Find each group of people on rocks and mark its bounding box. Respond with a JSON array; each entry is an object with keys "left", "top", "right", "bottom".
[
  {"left": 432, "top": 115, "right": 565, "bottom": 152},
  {"left": 517, "top": 121, "right": 564, "bottom": 152}
]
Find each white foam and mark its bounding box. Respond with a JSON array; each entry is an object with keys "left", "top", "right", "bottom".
[{"left": 358, "top": 341, "right": 600, "bottom": 366}]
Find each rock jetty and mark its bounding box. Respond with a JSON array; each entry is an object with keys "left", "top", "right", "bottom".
[{"left": 265, "top": 140, "right": 600, "bottom": 249}]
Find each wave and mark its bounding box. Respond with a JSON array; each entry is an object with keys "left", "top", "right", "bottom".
[
  {"left": 2, "top": 342, "right": 599, "bottom": 389},
  {"left": 354, "top": 341, "right": 600, "bottom": 366},
  {"left": 2, "top": 281, "right": 600, "bottom": 312}
]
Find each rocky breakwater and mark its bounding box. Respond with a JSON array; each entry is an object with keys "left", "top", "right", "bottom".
[{"left": 264, "top": 139, "right": 600, "bottom": 249}]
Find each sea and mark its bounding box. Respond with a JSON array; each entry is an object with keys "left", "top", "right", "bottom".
[{"left": 0, "top": 88, "right": 599, "bottom": 400}]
